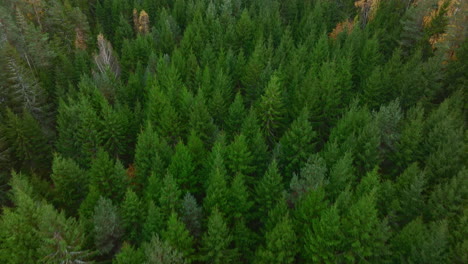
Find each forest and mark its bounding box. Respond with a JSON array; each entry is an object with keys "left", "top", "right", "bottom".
[{"left": 0, "top": 0, "right": 466, "bottom": 263}]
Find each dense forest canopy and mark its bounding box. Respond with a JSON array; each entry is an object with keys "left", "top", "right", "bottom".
[{"left": 0, "top": 0, "right": 466, "bottom": 263}]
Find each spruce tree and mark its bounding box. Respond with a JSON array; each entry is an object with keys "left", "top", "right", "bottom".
[
  {"left": 168, "top": 142, "right": 196, "bottom": 193},
  {"left": 162, "top": 212, "right": 194, "bottom": 262},
  {"left": 181, "top": 193, "right": 203, "bottom": 237},
  {"left": 257, "top": 73, "right": 284, "bottom": 145},
  {"left": 254, "top": 213, "right": 297, "bottom": 264},
  {"left": 254, "top": 160, "right": 284, "bottom": 224},
  {"left": 142, "top": 201, "right": 164, "bottom": 242},
  {"left": 200, "top": 207, "right": 235, "bottom": 264},
  {"left": 121, "top": 188, "right": 143, "bottom": 244},
  {"left": 159, "top": 172, "right": 182, "bottom": 219},
  {"left": 50, "top": 154, "right": 88, "bottom": 216},
  {"left": 278, "top": 108, "right": 317, "bottom": 178}
]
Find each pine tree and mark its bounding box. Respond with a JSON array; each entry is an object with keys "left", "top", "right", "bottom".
[
  {"left": 241, "top": 108, "right": 270, "bottom": 177},
  {"left": 0, "top": 109, "right": 50, "bottom": 174},
  {"left": 181, "top": 193, "right": 202, "bottom": 237},
  {"left": 168, "top": 142, "right": 196, "bottom": 193},
  {"left": 200, "top": 207, "right": 235, "bottom": 264},
  {"left": 114, "top": 243, "right": 145, "bottom": 264},
  {"left": 254, "top": 160, "right": 284, "bottom": 224},
  {"left": 162, "top": 212, "right": 194, "bottom": 262},
  {"left": 93, "top": 196, "right": 123, "bottom": 255},
  {"left": 189, "top": 89, "right": 216, "bottom": 145},
  {"left": 341, "top": 192, "right": 389, "bottom": 263},
  {"left": 226, "top": 134, "right": 253, "bottom": 177},
  {"left": 134, "top": 123, "right": 167, "bottom": 190},
  {"left": 278, "top": 108, "right": 317, "bottom": 178},
  {"left": 392, "top": 163, "right": 426, "bottom": 227},
  {"left": 88, "top": 149, "right": 127, "bottom": 203},
  {"left": 228, "top": 173, "right": 252, "bottom": 221},
  {"left": 225, "top": 92, "right": 247, "bottom": 137},
  {"left": 142, "top": 201, "right": 164, "bottom": 242},
  {"left": 144, "top": 235, "right": 187, "bottom": 264},
  {"left": 204, "top": 149, "right": 229, "bottom": 215},
  {"left": 254, "top": 213, "right": 297, "bottom": 264},
  {"left": 159, "top": 173, "right": 182, "bottom": 219},
  {"left": 50, "top": 154, "right": 88, "bottom": 216},
  {"left": 257, "top": 73, "right": 284, "bottom": 145},
  {"left": 303, "top": 205, "right": 342, "bottom": 263},
  {"left": 121, "top": 188, "right": 143, "bottom": 244},
  {"left": 327, "top": 152, "right": 354, "bottom": 201}
]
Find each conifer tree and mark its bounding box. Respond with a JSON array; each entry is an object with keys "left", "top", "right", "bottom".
[
  {"left": 134, "top": 123, "right": 167, "bottom": 190},
  {"left": 114, "top": 243, "right": 145, "bottom": 264},
  {"left": 181, "top": 193, "right": 203, "bottom": 237},
  {"left": 159, "top": 173, "right": 182, "bottom": 219},
  {"left": 254, "top": 213, "right": 297, "bottom": 264},
  {"left": 162, "top": 212, "right": 194, "bottom": 262},
  {"left": 226, "top": 92, "right": 247, "bottom": 136},
  {"left": 93, "top": 196, "right": 123, "bottom": 255},
  {"left": 144, "top": 235, "right": 187, "bottom": 264},
  {"left": 121, "top": 188, "right": 143, "bottom": 244},
  {"left": 50, "top": 154, "right": 88, "bottom": 216},
  {"left": 200, "top": 207, "right": 235, "bottom": 264},
  {"left": 257, "top": 73, "right": 284, "bottom": 145},
  {"left": 142, "top": 201, "right": 164, "bottom": 242},
  {"left": 303, "top": 205, "right": 342, "bottom": 263},
  {"left": 204, "top": 147, "right": 229, "bottom": 215},
  {"left": 278, "top": 108, "right": 317, "bottom": 178},
  {"left": 168, "top": 142, "right": 196, "bottom": 193},
  {"left": 228, "top": 173, "right": 252, "bottom": 221},
  {"left": 88, "top": 149, "right": 127, "bottom": 203},
  {"left": 254, "top": 160, "right": 284, "bottom": 224},
  {"left": 226, "top": 134, "right": 253, "bottom": 177}
]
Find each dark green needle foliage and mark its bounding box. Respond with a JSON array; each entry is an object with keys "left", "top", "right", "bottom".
[{"left": 0, "top": 0, "right": 465, "bottom": 263}]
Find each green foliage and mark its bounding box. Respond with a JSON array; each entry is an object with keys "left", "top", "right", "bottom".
[
  {"left": 144, "top": 235, "right": 187, "bottom": 264},
  {"left": 254, "top": 160, "right": 284, "bottom": 224},
  {"left": 162, "top": 212, "right": 194, "bottom": 262},
  {"left": 50, "top": 154, "right": 88, "bottom": 216},
  {"left": 93, "top": 197, "right": 123, "bottom": 255},
  {"left": 254, "top": 213, "right": 297, "bottom": 264},
  {"left": 257, "top": 73, "right": 284, "bottom": 144},
  {"left": 0, "top": 0, "right": 466, "bottom": 263},
  {"left": 159, "top": 173, "right": 181, "bottom": 218},
  {"left": 121, "top": 188, "right": 143, "bottom": 244},
  {"left": 279, "top": 108, "right": 317, "bottom": 178},
  {"left": 200, "top": 207, "right": 235, "bottom": 264},
  {"left": 181, "top": 193, "right": 202, "bottom": 237}
]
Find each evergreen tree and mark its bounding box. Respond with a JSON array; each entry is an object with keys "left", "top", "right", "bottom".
[
  {"left": 278, "top": 108, "right": 317, "bottom": 178},
  {"left": 303, "top": 205, "right": 342, "bottom": 263},
  {"left": 254, "top": 213, "right": 297, "bottom": 264},
  {"left": 226, "top": 134, "right": 253, "bottom": 177},
  {"left": 88, "top": 149, "right": 127, "bottom": 203},
  {"left": 93, "top": 196, "right": 123, "bottom": 256},
  {"left": 162, "top": 212, "right": 194, "bottom": 262},
  {"left": 203, "top": 149, "right": 229, "bottom": 215},
  {"left": 144, "top": 235, "right": 187, "bottom": 264},
  {"left": 200, "top": 207, "right": 235, "bottom": 264},
  {"left": 254, "top": 160, "right": 284, "bottom": 224},
  {"left": 121, "top": 188, "right": 143, "bottom": 244},
  {"left": 134, "top": 123, "right": 167, "bottom": 191},
  {"left": 181, "top": 193, "right": 203, "bottom": 237},
  {"left": 50, "top": 154, "right": 88, "bottom": 216},
  {"left": 228, "top": 173, "right": 252, "bottom": 221},
  {"left": 159, "top": 173, "right": 182, "bottom": 218},
  {"left": 142, "top": 201, "right": 164, "bottom": 242},
  {"left": 168, "top": 142, "right": 196, "bottom": 193},
  {"left": 257, "top": 73, "right": 284, "bottom": 145},
  {"left": 114, "top": 243, "right": 145, "bottom": 264},
  {"left": 225, "top": 92, "right": 247, "bottom": 136}
]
